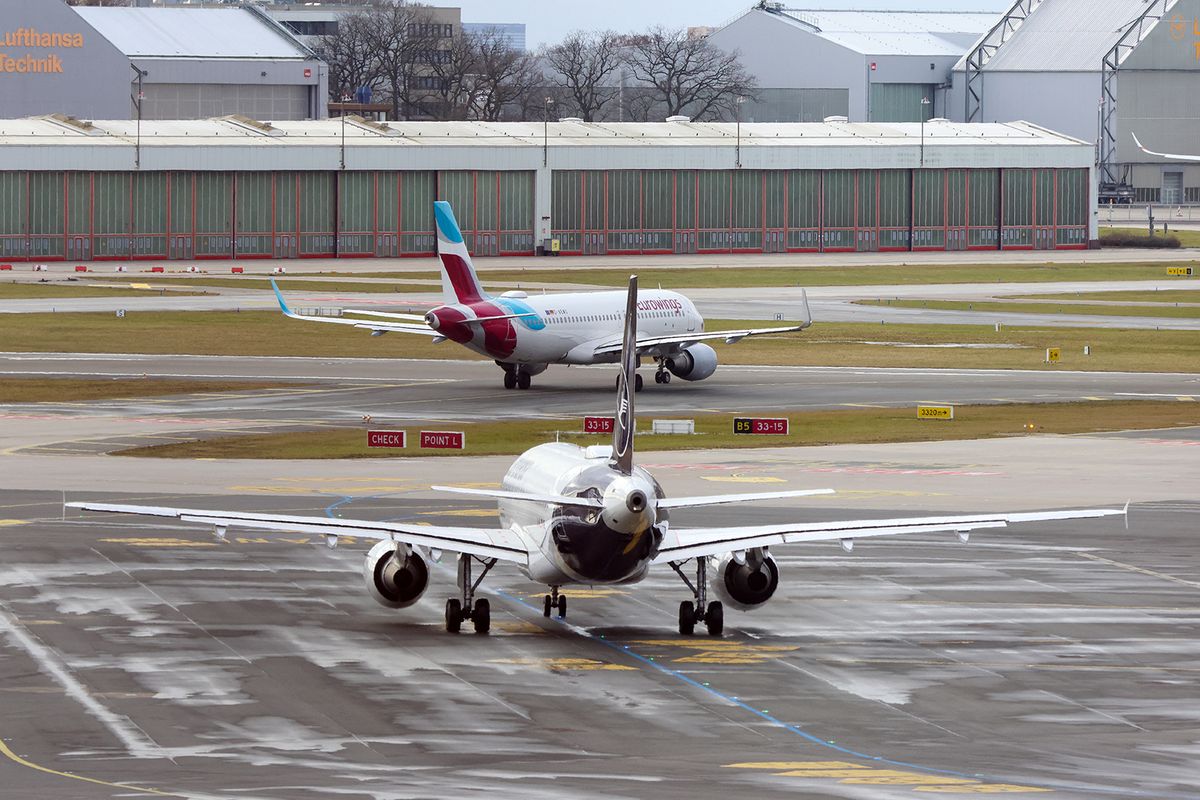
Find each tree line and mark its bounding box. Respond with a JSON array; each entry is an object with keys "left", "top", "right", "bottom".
[{"left": 319, "top": 4, "right": 756, "bottom": 123}]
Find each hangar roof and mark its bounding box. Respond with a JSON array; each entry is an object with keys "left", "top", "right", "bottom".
[
  {"left": 730, "top": 8, "right": 997, "bottom": 56},
  {"left": 957, "top": 0, "right": 1152, "bottom": 72},
  {"left": 75, "top": 7, "right": 311, "bottom": 60},
  {"left": 0, "top": 117, "right": 1092, "bottom": 172}
]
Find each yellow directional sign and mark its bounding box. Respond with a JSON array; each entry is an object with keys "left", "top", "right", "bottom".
[
  {"left": 917, "top": 405, "right": 954, "bottom": 420},
  {"left": 1166, "top": 266, "right": 1193, "bottom": 276},
  {"left": 1046, "top": 347, "right": 1061, "bottom": 363}
]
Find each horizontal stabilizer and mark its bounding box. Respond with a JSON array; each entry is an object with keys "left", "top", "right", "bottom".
[
  {"left": 659, "top": 488, "right": 834, "bottom": 510},
  {"left": 431, "top": 485, "right": 602, "bottom": 509}
]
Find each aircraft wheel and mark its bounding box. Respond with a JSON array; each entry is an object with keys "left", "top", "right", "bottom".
[
  {"left": 445, "top": 598, "right": 462, "bottom": 633},
  {"left": 543, "top": 595, "right": 552, "bottom": 618},
  {"left": 556, "top": 595, "right": 567, "bottom": 619},
  {"left": 472, "top": 599, "right": 490, "bottom": 634},
  {"left": 662, "top": 371, "right": 671, "bottom": 384},
  {"left": 654, "top": 371, "right": 663, "bottom": 384},
  {"left": 517, "top": 372, "right": 531, "bottom": 390},
  {"left": 503, "top": 371, "right": 516, "bottom": 390},
  {"left": 634, "top": 373, "right": 644, "bottom": 393},
  {"left": 705, "top": 602, "right": 724, "bottom": 637},
  {"left": 678, "top": 601, "right": 696, "bottom": 635}
]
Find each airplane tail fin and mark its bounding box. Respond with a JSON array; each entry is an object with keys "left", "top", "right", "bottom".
[
  {"left": 434, "top": 201, "right": 489, "bottom": 305},
  {"left": 611, "top": 275, "right": 638, "bottom": 475}
]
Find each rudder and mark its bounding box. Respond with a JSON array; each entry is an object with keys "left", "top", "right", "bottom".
[{"left": 434, "top": 201, "right": 488, "bottom": 305}]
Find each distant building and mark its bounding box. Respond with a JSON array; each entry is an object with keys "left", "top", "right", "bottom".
[
  {"left": 3, "top": 0, "right": 327, "bottom": 121},
  {"left": 707, "top": 6, "right": 997, "bottom": 123},
  {"left": 946, "top": 0, "right": 1200, "bottom": 203},
  {"left": 462, "top": 22, "right": 527, "bottom": 52}
]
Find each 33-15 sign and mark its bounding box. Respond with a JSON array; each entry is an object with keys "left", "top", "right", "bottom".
[{"left": 733, "top": 417, "right": 789, "bottom": 435}]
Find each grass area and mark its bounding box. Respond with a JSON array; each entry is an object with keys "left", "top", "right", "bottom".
[
  {"left": 115, "top": 401, "right": 1200, "bottom": 459},
  {"left": 0, "top": 281, "right": 206, "bottom": 299},
  {"left": 1016, "top": 289, "right": 1200, "bottom": 303},
  {"left": 90, "top": 277, "right": 442, "bottom": 294},
  {"left": 856, "top": 298, "right": 1200, "bottom": 319},
  {"left": 1101, "top": 226, "right": 1200, "bottom": 249},
  {"left": 0, "top": 377, "right": 301, "bottom": 403},
  {"left": 1, "top": 310, "right": 1197, "bottom": 372},
  {"left": 349, "top": 261, "right": 1198, "bottom": 289}
]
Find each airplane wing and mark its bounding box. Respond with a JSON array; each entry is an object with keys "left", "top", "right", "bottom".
[
  {"left": 652, "top": 505, "right": 1127, "bottom": 563},
  {"left": 593, "top": 289, "right": 812, "bottom": 357},
  {"left": 271, "top": 280, "right": 442, "bottom": 336},
  {"left": 66, "top": 502, "right": 529, "bottom": 564},
  {"left": 1131, "top": 133, "right": 1200, "bottom": 163}
]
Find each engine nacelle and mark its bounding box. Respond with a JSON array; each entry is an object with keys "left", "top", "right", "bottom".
[
  {"left": 710, "top": 551, "right": 779, "bottom": 611},
  {"left": 364, "top": 540, "right": 430, "bottom": 609},
  {"left": 666, "top": 343, "right": 718, "bottom": 382}
]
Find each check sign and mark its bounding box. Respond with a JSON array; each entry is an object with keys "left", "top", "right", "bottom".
[
  {"left": 367, "top": 430, "right": 406, "bottom": 448},
  {"left": 733, "top": 417, "right": 790, "bottom": 435}
]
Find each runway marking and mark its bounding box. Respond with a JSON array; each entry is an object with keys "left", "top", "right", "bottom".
[
  {"left": 700, "top": 476, "right": 787, "bottom": 484},
  {"left": 723, "top": 761, "right": 1046, "bottom": 793},
  {"left": 489, "top": 657, "right": 636, "bottom": 672},
  {"left": 99, "top": 537, "right": 217, "bottom": 548},
  {"left": 421, "top": 509, "right": 497, "bottom": 517},
  {"left": 526, "top": 587, "right": 628, "bottom": 600},
  {"left": 631, "top": 639, "right": 798, "bottom": 665},
  {"left": 0, "top": 740, "right": 176, "bottom": 798},
  {"left": 0, "top": 519, "right": 30, "bottom": 527},
  {"left": 1077, "top": 552, "right": 1200, "bottom": 589}
]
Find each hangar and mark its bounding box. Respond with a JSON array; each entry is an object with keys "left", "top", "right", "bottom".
[{"left": 0, "top": 116, "right": 1096, "bottom": 263}]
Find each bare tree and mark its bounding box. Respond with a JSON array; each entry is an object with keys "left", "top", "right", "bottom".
[
  {"left": 361, "top": 3, "right": 444, "bottom": 121},
  {"left": 470, "top": 28, "right": 542, "bottom": 122},
  {"left": 316, "top": 12, "right": 378, "bottom": 102},
  {"left": 425, "top": 29, "right": 479, "bottom": 120},
  {"left": 624, "top": 28, "right": 756, "bottom": 121},
  {"left": 542, "top": 31, "right": 623, "bottom": 122}
]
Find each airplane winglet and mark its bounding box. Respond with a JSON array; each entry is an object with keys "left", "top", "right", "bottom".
[
  {"left": 799, "top": 288, "right": 813, "bottom": 330},
  {"left": 1123, "top": 500, "right": 1130, "bottom": 530},
  {"left": 270, "top": 278, "right": 293, "bottom": 317}
]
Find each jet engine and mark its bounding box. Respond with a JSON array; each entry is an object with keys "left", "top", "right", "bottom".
[
  {"left": 710, "top": 550, "right": 779, "bottom": 611},
  {"left": 364, "top": 540, "right": 430, "bottom": 609},
  {"left": 666, "top": 343, "right": 718, "bottom": 382}
]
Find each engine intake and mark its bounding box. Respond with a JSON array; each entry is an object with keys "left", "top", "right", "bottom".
[
  {"left": 364, "top": 540, "right": 430, "bottom": 609},
  {"left": 710, "top": 551, "right": 779, "bottom": 611},
  {"left": 666, "top": 343, "right": 718, "bottom": 382}
]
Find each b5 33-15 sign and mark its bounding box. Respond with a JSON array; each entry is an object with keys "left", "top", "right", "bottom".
[{"left": 733, "top": 417, "right": 789, "bottom": 435}]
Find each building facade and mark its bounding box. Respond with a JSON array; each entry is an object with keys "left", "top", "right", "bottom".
[
  {"left": 1, "top": 0, "right": 327, "bottom": 121},
  {"left": 0, "top": 117, "right": 1096, "bottom": 264}
]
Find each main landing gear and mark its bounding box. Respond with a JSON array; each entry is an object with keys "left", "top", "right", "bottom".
[
  {"left": 445, "top": 553, "right": 498, "bottom": 634},
  {"left": 542, "top": 585, "right": 567, "bottom": 619},
  {"left": 502, "top": 366, "right": 531, "bottom": 390},
  {"left": 654, "top": 364, "right": 672, "bottom": 384},
  {"left": 669, "top": 557, "right": 723, "bottom": 636}
]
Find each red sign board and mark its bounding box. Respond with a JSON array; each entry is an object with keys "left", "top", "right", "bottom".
[
  {"left": 304, "top": 68, "right": 313, "bottom": 78},
  {"left": 74, "top": 265, "right": 88, "bottom": 272},
  {"left": 584, "top": 416, "right": 616, "bottom": 434},
  {"left": 150, "top": 266, "right": 165, "bottom": 273},
  {"left": 0, "top": 264, "right": 12, "bottom": 271},
  {"left": 733, "top": 417, "right": 790, "bottom": 435},
  {"left": 367, "top": 430, "right": 406, "bottom": 448},
  {"left": 420, "top": 430, "right": 465, "bottom": 450}
]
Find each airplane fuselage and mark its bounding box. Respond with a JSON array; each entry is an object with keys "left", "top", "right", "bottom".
[
  {"left": 498, "top": 442, "right": 668, "bottom": 586},
  {"left": 426, "top": 289, "right": 703, "bottom": 366}
]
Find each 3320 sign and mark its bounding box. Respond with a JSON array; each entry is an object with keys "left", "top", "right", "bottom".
[{"left": 733, "top": 417, "right": 789, "bottom": 435}]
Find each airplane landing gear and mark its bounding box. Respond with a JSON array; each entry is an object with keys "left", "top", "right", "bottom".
[
  {"left": 669, "top": 557, "right": 723, "bottom": 636},
  {"left": 616, "top": 373, "right": 644, "bottom": 392},
  {"left": 543, "top": 585, "right": 566, "bottom": 619},
  {"left": 501, "top": 366, "right": 532, "bottom": 390},
  {"left": 503, "top": 370, "right": 516, "bottom": 390},
  {"left": 446, "top": 553, "right": 497, "bottom": 634}
]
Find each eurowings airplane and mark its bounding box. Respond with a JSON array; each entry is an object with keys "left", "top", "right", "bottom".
[
  {"left": 1131, "top": 133, "right": 1200, "bottom": 162},
  {"left": 271, "top": 200, "right": 811, "bottom": 391},
  {"left": 69, "top": 276, "right": 1126, "bottom": 637}
]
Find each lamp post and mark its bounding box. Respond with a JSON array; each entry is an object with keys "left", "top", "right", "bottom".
[
  {"left": 130, "top": 64, "right": 145, "bottom": 170},
  {"left": 919, "top": 95, "right": 931, "bottom": 167},
  {"left": 543, "top": 96, "right": 553, "bottom": 167},
  {"left": 735, "top": 95, "right": 746, "bottom": 169}
]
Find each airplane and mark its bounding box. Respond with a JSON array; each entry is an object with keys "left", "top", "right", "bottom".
[
  {"left": 69, "top": 276, "right": 1127, "bottom": 637},
  {"left": 269, "top": 200, "right": 812, "bottom": 392},
  {"left": 1131, "top": 133, "right": 1200, "bottom": 162}
]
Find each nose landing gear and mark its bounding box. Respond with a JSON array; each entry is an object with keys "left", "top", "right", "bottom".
[{"left": 542, "top": 585, "right": 567, "bottom": 619}]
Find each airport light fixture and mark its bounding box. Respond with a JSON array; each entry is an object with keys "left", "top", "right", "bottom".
[
  {"left": 735, "top": 95, "right": 746, "bottom": 169},
  {"left": 919, "top": 96, "right": 931, "bottom": 167}
]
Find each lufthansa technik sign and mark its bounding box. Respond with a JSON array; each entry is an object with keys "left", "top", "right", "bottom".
[{"left": 1, "top": 28, "right": 85, "bottom": 74}]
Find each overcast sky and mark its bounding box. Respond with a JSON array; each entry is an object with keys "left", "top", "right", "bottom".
[{"left": 453, "top": 1, "right": 1010, "bottom": 50}]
